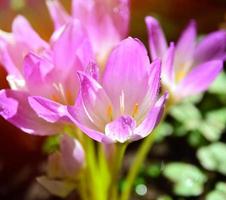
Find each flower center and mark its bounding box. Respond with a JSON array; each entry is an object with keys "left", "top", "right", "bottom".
[{"left": 51, "top": 83, "right": 74, "bottom": 105}]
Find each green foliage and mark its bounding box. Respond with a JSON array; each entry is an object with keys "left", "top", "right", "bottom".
[
  {"left": 157, "top": 195, "right": 173, "bottom": 200},
  {"left": 197, "top": 142, "right": 226, "bottom": 175},
  {"left": 155, "top": 122, "right": 173, "bottom": 142},
  {"left": 170, "top": 103, "right": 202, "bottom": 131},
  {"left": 206, "top": 182, "right": 226, "bottom": 200},
  {"left": 170, "top": 101, "right": 226, "bottom": 141},
  {"left": 163, "top": 162, "right": 207, "bottom": 197},
  {"left": 145, "top": 163, "right": 162, "bottom": 178},
  {"left": 208, "top": 72, "right": 226, "bottom": 96},
  {"left": 42, "top": 135, "right": 60, "bottom": 154},
  {"left": 198, "top": 108, "right": 226, "bottom": 141},
  {"left": 187, "top": 130, "right": 206, "bottom": 147}
]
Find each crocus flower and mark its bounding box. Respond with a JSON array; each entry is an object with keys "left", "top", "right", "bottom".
[
  {"left": 0, "top": 15, "right": 48, "bottom": 90},
  {"left": 37, "top": 134, "right": 85, "bottom": 197},
  {"left": 0, "top": 18, "right": 94, "bottom": 135},
  {"left": 145, "top": 16, "right": 225, "bottom": 102},
  {"left": 63, "top": 37, "right": 167, "bottom": 143},
  {"left": 46, "top": 0, "right": 130, "bottom": 66}
]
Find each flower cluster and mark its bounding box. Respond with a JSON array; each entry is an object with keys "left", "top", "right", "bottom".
[{"left": 0, "top": 0, "right": 225, "bottom": 199}]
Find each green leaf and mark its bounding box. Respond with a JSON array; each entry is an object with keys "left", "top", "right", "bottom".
[
  {"left": 197, "top": 142, "right": 226, "bottom": 175},
  {"left": 42, "top": 135, "right": 60, "bottom": 154},
  {"left": 183, "top": 93, "right": 203, "bottom": 104},
  {"left": 197, "top": 108, "right": 226, "bottom": 141},
  {"left": 155, "top": 122, "right": 173, "bottom": 142},
  {"left": 170, "top": 103, "right": 201, "bottom": 130},
  {"left": 163, "top": 162, "right": 207, "bottom": 197},
  {"left": 188, "top": 130, "right": 206, "bottom": 147},
  {"left": 145, "top": 163, "right": 161, "bottom": 178},
  {"left": 206, "top": 182, "right": 226, "bottom": 200},
  {"left": 198, "top": 122, "right": 222, "bottom": 142},
  {"left": 157, "top": 195, "right": 173, "bottom": 200},
  {"left": 208, "top": 72, "right": 226, "bottom": 96}
]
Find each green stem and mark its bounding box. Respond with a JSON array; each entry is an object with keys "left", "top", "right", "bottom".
[
  {"left": 120, "top": 101, "right": 172, "bottom": 200},
  {"left": 97, "top": 143, "right": 111, "bottom": 199},
  {"left": 84, "top": 137, "right": 104, "bottom": 200},
  {"left": 120, "top": 130, "right": 157, "bottom": 200},
  {"left": 109, "top": 143, "right": 127, "bottom": 200}
]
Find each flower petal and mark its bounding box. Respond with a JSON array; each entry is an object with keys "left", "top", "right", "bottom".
[
  {"left": 145, "top": 16, "right": 167, "bottom": 60},
  {"left": 52, "top": 20, "right": 92, "bottom": 72},
  {"left": 28, "top": 96, "right": 70, "bottom": 123},
  {"left": 176, "top": 60, "right": 223, "bottom": 99},
  {"left": 60, "top": 134, "right": 85, "bottom": 175},
  {"left": 72, "top": 0, "right": 130, "bottom": 37},
  {"left": 77, "top": 71, "right": 112, "bottom": 130},
  {"left": 51, "top": 20, "right": 93, "bottom": 103},
  {"left": 12, "top": 15, "right": 48, "bottom": 50},
  {"left": 23, "top": 52, "right": 55, "bottom": 97},
  {"left": 0, "top": 31, "right": 22, "bottom": 78},
  {"left": 135, "top": 59, "right": 161, "bottom": 124},
  {"left": 194, "top": 31, "right": 226, "bottom": 65},
  {"left": 133, "top": 93, "right": 167, "bottom": 139},
  {"left": 0, "top": 15, "right": 48, "bottom": 78},
  {"left": 0, "top": 90, "right": 63, "bottom": 135},
  {"left": 67, "top": 105, "right": 105, "bottom": 142},
  {"left": 174, "top": 20, "right": 197, "bottom": 72},
  {"left": 102, "top": 37, "right": 151, "bottom": 117},
  {"left": 105, "top": 115, "right": 136, "bottom": 143},
  {"left": 161, "top": 42, "right": 175, "bottom": 85},
  {"left": 72, "top": 0, "right": 130, "bottom": 64},
  {"left": 46, "top": 0, "right": 71, "bottom": 29}
]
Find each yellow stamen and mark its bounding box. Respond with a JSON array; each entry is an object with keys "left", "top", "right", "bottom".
[
  {"left": 107, "top": 105, "right": 113, "bottom": 121},
  {"left": 51, "top": 94, "right": 61, "bottom": 103},
  {"left": 65, "top": 89, "right": 74, "bottom": 105},
  {"left": 132, "top": 103, "right": 139, "bottom": 117},
  {"left": 176, "top": 70, "right": 186, "bottom": 82},
  {"left": 120, "top": 90, "right": 125, "bottom": 114}
]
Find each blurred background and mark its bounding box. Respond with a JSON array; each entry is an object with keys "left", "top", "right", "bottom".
[{"left": 0, "top": 0, "right": 226, "bottom": 200}]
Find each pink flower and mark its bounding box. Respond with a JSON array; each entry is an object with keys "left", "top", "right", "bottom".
[
  {"left": 64, "top": 37, "right": 167, "bottom": 143},
  {"left": 146, "top": 16, "right": 225, "bottom": 101},
  {"left": 26, "top": 38, "right": 166, "bottom": 143},
  {"left": 46, "top": 0, "right": 130, "bottom": 66},
  {"left": 0, "top": 18, "right": 94, "bottom": 135}
]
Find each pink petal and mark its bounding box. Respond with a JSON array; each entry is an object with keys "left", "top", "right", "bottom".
[
  {"left": 28, "top": 96, "right": 70, "bottom": 123},
  {"left": 72, "top": 0, "right": 130, "bottom": 63},
  {"left": 67, "top": 106, "right": 105, "bottom": 142},
  {"left": 135, "top": 59, "right": 161, "bottom": 124},
  {"left": 176, "top": 60, "right": 223, "bottom": 99},
  {"left": 51, "top": 20, "right": 93, "bottom": 103},
  {"left": 102, "top": 37, "right": 151, "bottom": 117},
  {"left": 174, "top": 20, "right": 197, "bottom": 72},
  {"left": 0, "top": 90, "right": 63, "bottom": 135},
  {"left": 194, "top": 31, "right": 226, "bottom": 65},
  {"left": 134, "top": 93, "right": 167, "bottom": 139},
  {"left": 72, "top": 0, "right": 130, "bottom": 37},
  {"left": 105, "top": 115, "right": 136, "bottom": 143},
  {"left": 0, "top": 15, "right": 48, "bottom": 78},
  {"left": 78, "top": 71, "right": 112, "bottom": 130},
  {"left": 0, "top": 32, "right": 22, "bottom": 78},
  {"left": 12, "top": 15, "right": 48, "bottom": 50},
  {"left": 161, "top": 42, "right": 175, "bottom": 84},
  {"left": 23, "top": 52, "right": 55, "bottom": 97},
  {"left": 145, "top": 16, "right": 167, "bottom": 60},
  {"left": 52, "top": 20, "right": 92, "bottom": 72},
  {"left": 46, "top": 0, "right": 71, "bottom": 29},
  {"left": 60, "top": 134, "right": 85, "bottom": 174}
]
